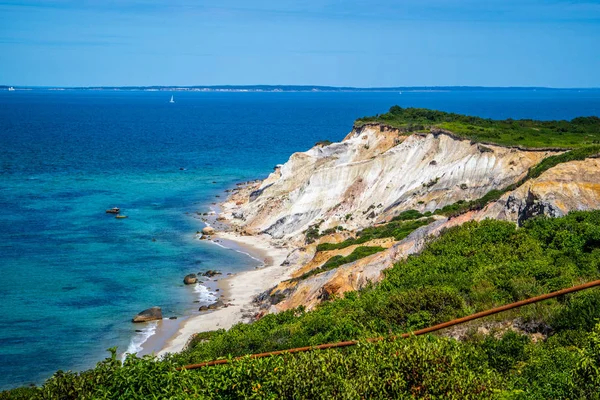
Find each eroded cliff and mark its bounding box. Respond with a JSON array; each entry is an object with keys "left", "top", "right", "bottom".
[
  {"left": 221, "top": 125, "right": 553, "bottom": 241},
  {"left": 219, "top": 124, "right": 600, "bottom": 314}
]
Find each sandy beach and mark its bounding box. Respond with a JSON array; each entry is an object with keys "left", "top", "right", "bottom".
[{"left": 156, "top": 232, "right": 291, "bottom": 356}]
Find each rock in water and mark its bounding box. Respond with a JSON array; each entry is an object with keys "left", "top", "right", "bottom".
[
  {"left": 183, "top": 274, "right": 197, "bottom": 285},
  {"left": 132, "top": 307, "right": 162, "bottom": 323},
  {"left": 201, "top": 226, "right": 215, "bottom": 235}
]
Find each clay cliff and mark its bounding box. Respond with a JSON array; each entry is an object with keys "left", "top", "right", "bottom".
[
  {"left": 222, "top": 125, "right": 553, "bottom": 240},
  {"left": 219, "top": 124, "right": 600, "bottom": 314}
]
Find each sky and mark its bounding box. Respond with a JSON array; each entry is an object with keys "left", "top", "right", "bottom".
[{"left": 1, "top": 0, "right": 599, "bottom": 87}]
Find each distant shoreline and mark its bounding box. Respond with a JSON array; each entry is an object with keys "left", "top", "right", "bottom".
[{"left": 3, "top": 85, "right": 599, "bottom": 92}]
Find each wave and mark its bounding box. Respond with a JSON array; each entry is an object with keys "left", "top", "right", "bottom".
[
  {"left": 122, "top": 320, "right": 158, "bottom": 361},
  {"left": 194, "top": 282, "right": 217, "bottom": 304},
  {"left": 120, "top": 283, "right": 215, "bottom": 362}
]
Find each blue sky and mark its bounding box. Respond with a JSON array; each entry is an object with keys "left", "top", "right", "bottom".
[{"left": 1, "top": 0, "right": 599, "bottom": 87}]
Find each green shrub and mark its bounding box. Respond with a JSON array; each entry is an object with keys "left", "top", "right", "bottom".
[
  {"left": 316, "top": 218, "right": 433, "bottom": 251},
  {"left": 391, "top": 209, "right": 424, "bottom": 221},
  {"left": 6, "top": 211, "right": 600, "bottom": 399},
  {"left": 356, "top": 107, "right": 600, "bottom": 148}
]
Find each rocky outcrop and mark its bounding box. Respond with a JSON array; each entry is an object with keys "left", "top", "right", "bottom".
[
  {"left": 480, "top": 158, "right": 600, "bottom": 225},
  {"left": 221, "top": 126, "right": 553, "bottom": 242},
  {"left": 132, "top": 307, "right": 162, "bottom": 323},
  {"left": 183, "top": 274, "right": 198, "bottom": 285},
  {"left": 202, "top": 226, "right": 215, "bottom": 235}
]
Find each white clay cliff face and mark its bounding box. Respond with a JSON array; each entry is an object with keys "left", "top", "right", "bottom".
[{"left": 224, "top": 126, "right": 553, "bottom": 239}]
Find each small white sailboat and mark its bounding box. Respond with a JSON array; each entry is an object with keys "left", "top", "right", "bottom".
[
  {"left": 169, "top": 95, "right": 175, "bottom": 103},
  {"left": 8, "top": 87, "right": 15, "bottom": 91}
]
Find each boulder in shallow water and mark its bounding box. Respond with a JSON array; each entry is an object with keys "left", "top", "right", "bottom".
[
  {"left": 183, "top": 274, "right": 197, "bottom": 285},
  {"left": 132, "top": 307, "right": 162, "bottom": 323},
  {"left": 202, "top": 226, "right": 215, "bottom": 235},
  {"left": 203, "top": 270, "right": 221, "bottom": 277}
]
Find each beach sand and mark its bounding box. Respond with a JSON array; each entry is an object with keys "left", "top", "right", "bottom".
[{"left": 156, "top": 232, "right": 291, "bottom": 356}]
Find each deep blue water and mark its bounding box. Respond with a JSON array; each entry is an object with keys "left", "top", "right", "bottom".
[{"left": 1, "top": 89, "right": 600, "bottom": 390}]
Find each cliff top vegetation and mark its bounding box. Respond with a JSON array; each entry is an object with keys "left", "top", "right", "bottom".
[{"left": 356, "top": 106, "right": 600, "bottom": 148}]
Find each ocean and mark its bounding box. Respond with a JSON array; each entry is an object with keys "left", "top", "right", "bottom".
[{"left": 1, "top": 89, "right": 600, "bottom": 390}]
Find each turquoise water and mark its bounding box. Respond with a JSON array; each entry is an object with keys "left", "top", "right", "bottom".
[{"left": 1, "top": 89, "right": 600, "bottom": 390}]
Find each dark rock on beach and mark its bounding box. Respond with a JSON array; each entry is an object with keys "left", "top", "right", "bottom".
[
  {"left": 183, "top": 274, "right": 198, "bottom": 285},
  {"left": 132, "top": 307, "right": 162, "bottom": 323},
  {"left": 208, "top": 300, "right": 225, "bottom": 310},
  {"left": 203, "top": 270, "right": 221, "bottom": 277},
  {"left": 199, "top": 300, "right": 226, "bottom": 311}
]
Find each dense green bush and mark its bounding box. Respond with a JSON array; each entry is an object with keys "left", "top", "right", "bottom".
[
  {"left": 390, "top": 209, "right": 432, "bottom": 221},
  {"left": 6, "top": 324, "right": 600, "bottom": 399},
  {"left": 356, "top": 106, "right": 600, "bottom": 148},
  {"left": 170, "top": 212, "right": 600, "bottom": 365},
  {"left": 4, "top": 211, "right": 600, "bottom": 399}
]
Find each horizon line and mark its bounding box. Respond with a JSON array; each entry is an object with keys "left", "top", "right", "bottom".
[{"left": 2, "top": 84, "right": 600, "bottom": 91}]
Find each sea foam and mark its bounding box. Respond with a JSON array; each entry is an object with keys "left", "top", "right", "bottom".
[
  {"left": 121, "top": 282, "right": 217, "bottom": 361},
  {"left": 122, "top": 321, "right": 158, "bottom": 361},
  {"left": 194, "top": 282, "right": 217, "bottom": 304}
]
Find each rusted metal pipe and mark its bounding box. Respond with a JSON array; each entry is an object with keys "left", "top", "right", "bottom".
[{"left": 178, "top": 279, "right": 600, "bottom": 370}]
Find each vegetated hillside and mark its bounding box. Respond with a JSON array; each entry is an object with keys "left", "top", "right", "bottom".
[
  {"left": 243, "top": 133, "right": 599, "bottom": 314},
  {"left": 356, "top": 106, "right": 600, "bottom": 148},
  {"left": 4, "top": 109, "right": 600, "bottom": 399},
  {"left": 4, "top": 211, "right": 600, "bottom": 399}
]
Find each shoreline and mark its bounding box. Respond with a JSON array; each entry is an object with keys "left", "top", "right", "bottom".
[{"left": 155, "top": 231, "right": 291, "bottom": 356}]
